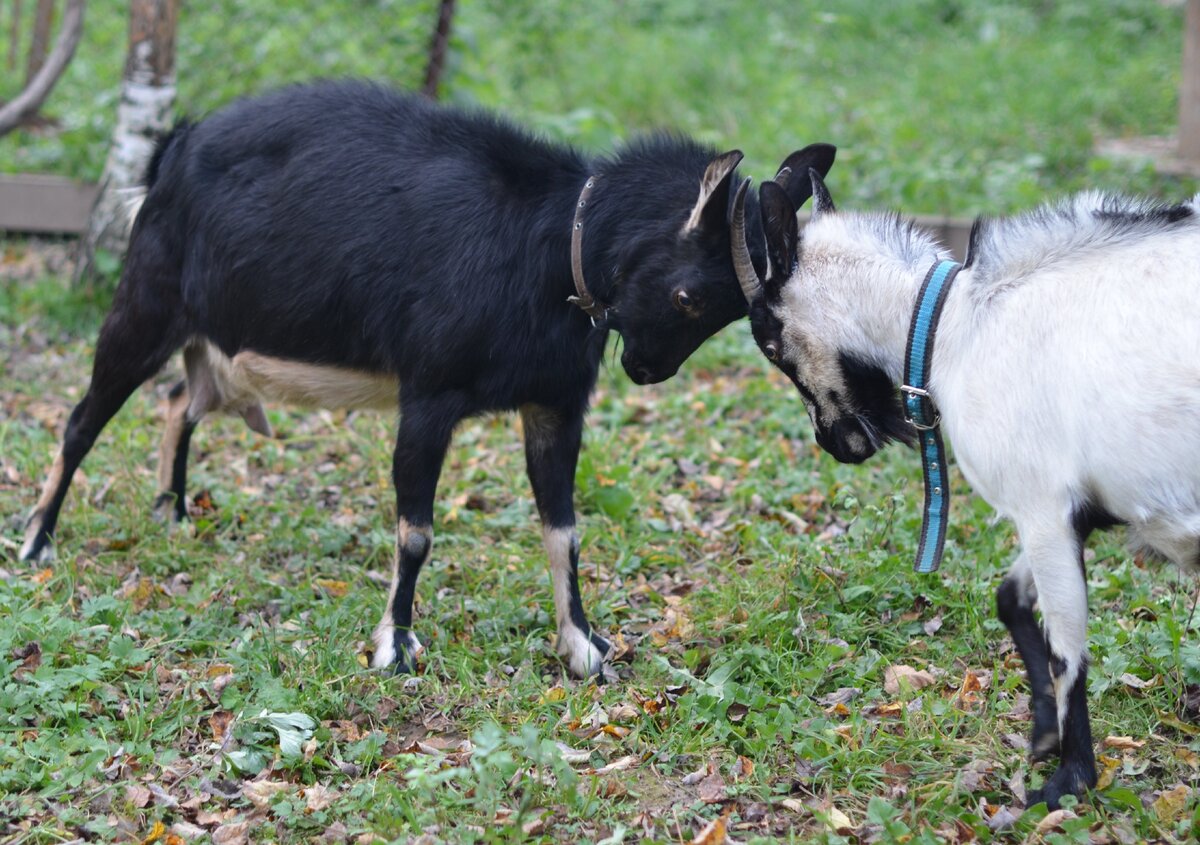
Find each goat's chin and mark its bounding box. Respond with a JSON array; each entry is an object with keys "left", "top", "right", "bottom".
[{"left": 858, "top": 407, "right": 915, "bottom": 452}]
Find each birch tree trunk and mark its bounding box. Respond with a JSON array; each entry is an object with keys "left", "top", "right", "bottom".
[{"left": 75, "top": 0, "right": 177, "bottom": 283}]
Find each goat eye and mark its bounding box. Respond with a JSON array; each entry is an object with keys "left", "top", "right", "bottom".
[
  {"left": 672, "top": 289, "right": 692, "bottom": 312},
  {"left": 764, "top": 341, "right": 779, "bottom": 361}
]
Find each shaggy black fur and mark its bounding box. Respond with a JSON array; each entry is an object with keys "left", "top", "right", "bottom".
[{"left": 21, "top": 81, "right": 828, "bottom": 675}]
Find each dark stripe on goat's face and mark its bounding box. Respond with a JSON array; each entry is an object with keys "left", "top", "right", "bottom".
[{"left": 837, "top": 353, "right": 914, "bottom": 449}]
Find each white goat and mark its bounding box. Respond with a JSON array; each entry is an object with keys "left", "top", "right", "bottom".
[{"left": 731, "top": 172, "right": 1200, "bottom": 808}]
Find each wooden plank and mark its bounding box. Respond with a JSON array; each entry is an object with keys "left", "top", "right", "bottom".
[{"left": 0, "top": 172, "right": 98, "bottom": 233}]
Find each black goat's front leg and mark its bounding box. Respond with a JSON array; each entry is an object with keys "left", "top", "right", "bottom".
[
  {"left": 996, "top": 556, "right": 1061, "bottom": 761},
  {"left": 371, "top": 393, "right": 460, "bottom": 674},
  {"left": 521, "top": 404, "right": 611, "bottom": 679}
]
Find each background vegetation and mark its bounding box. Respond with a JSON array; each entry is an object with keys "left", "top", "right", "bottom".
[
  {"left": 1, "top": 0, "right": 1196, "bottom": 213},
  {"left": 3, "top": 1, "right": 1200, "bottom": 843}
]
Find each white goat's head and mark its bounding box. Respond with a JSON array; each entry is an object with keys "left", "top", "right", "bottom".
[{"left": 732, "top": 169, "right": 916, "bottom": 463}]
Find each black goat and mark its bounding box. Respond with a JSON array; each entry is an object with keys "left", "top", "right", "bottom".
[{"left": 20, "top": 81, "right": 834, "bottom": 676}]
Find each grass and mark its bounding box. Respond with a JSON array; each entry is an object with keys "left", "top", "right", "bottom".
[
  {"left": 4, "top": 1, "right": 1200, "bottom": 841},
  {"left": 2, "top": 0, "right": 1198, "bottom": 214},
  {"left": 3, "top": 264, "right": 1200, "bottom": 843}
]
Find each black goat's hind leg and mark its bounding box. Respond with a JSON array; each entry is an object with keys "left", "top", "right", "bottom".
[
  {"left": 152, "top": 379, "right": 196, "bottom": 523},
  {"left": 521, "top": 404, "right": 611, "bottom": 679},
  {"left": 996, "top": 558, "right": 1060, "bottom": 760},
  {"left": 371, "top": 392, "right": 461, "bottom": 674},
  {"left": 21, "top": 275, "right": 185, "bottom": 561}
]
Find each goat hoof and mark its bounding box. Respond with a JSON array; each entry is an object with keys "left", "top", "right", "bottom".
[
  {"left": 19, "top": 518, "right": 54, "bottom": 563},
  {"left": 1027, "top": 762, "right": 1097, "bottom": 810},
  {"left": 557, "top": 626, "right": 612, "bottom": 681},
  {"left": 370, "top": 626, "right": 423, "bottom": 674}
]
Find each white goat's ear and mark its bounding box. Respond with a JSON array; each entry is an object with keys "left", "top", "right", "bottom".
[
  {"left": 682, "top": 149, "right": 744, "bottom": 234},
  {"left": 774, "top": 143, "right": 836, "bottom": 210},
  {"left": 759, "top": 180, "right": 798, "bottom": 296},
  {"left": 809, "top": 167, "right": 836, "bottom": 218}
]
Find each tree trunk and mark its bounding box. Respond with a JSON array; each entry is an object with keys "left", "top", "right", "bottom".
[
  {"left": 8, "top": 0, "right": 21, "bottom": 72},
  {"left": 0, "top": 0, "right": 82, "bottom": 136},
  {"left": 25, "top": 0, "right": 54, "bottom": 82},
  {"left": 1181, "top": 0, "right": 1200, "bottom": 159},
  {"left": 75, "top": 0, "right": 178, "bottom": 284},
  {"left": 421, "top": 0, "right": 455, "bottom": 100}
]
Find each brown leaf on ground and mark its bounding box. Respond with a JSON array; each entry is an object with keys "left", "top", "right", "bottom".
[
  {"left": 731, "top": 755, "right": 754, "bottom": 782},
  {"left": 689, "top": 810, "right": 730, "bottom": 845},
  {"left": 126, "top": 784, "right": 152, "bottom": 808},
  {"left": 1151, "top": 784, "right": 1191, "bottom": 823},
  {"left": 303, "top": 783, "right": 337, "bottom": 812},
  {"left": 884, "top": 664, "right": 936, "bottom": 695},
  {"left": 1103, "top": 735, "right": 1146, "bottom": 750},
  {"left": 208, "top": 711, "right": 235, "bottom": 745},
  {"left": 698, "top": 769, "right": 727, "bottom": 804},
  {"left": 241, "top": 780, "right": 290, "bottom": 810},
  {"left": 1035, "top": 808, "right": 1076, "bottom": 834},
  {"left": 211, "top": 821, "right": 250, "bottom": 845},
  {"left": 10, "top": 641, "right": 41, "bottom": 677}
]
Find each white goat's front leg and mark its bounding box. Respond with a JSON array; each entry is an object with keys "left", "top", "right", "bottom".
[
  {"left": 1021, "top": 526, "right": 1097, "bottom": 809},
  {"left": 996, "top": 554, "right": 1060, "bottom": 760}
]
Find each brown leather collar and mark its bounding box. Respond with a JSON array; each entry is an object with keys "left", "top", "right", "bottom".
[{"left": 568, "top": 175, "right": 610, "bottom": 323}]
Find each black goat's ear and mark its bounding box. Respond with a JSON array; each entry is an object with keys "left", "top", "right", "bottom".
[
  {"left": 683, "top": 149, "right": 744, "bottom": 235},
  {"left": 774, "top": 143, "right": 836, "bottom": 211},
  {"left": 759, "top": 180, "right": 798, "bottom": 297}
]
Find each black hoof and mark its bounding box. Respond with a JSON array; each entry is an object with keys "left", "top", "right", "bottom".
[{"left": 1027, "top": 762, "right": 1096, "bottom": 810}]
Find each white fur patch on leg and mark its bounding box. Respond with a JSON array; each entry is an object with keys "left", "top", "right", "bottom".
[
  {"left": 555, "top": 624, "right": 608, "bottom": 679},
  {"left": 543, "top": 526, "right": 611, "bottom": 678},
  {"left": 370, "top": 623, "right": 423, "bottom": 670},
  {"left": 370, "top": 518, "right": 431, "bottom": 670}
]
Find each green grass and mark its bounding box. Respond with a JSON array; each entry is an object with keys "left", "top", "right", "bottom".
[
  {"left": 2, "top": 0, "right": 1197, "bottom": 214},
  {"left": 4, "top": 268, "right": 1200, "bottom": 843},
  {"left": 4, "top": 1, "right": 1200, "bottom": 841}
]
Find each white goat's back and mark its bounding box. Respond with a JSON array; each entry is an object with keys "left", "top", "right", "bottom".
[{"left": 937, "top": 215, "right": 1200, "bottom": 561}]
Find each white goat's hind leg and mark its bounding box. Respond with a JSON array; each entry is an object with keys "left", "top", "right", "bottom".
[{"left": 1022, "top": 526, "right": 1097, "bottom": 809}]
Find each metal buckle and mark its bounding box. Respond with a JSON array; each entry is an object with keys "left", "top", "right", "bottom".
[{"left": 900, "top": 384, "right": 940, "bottom": 430}]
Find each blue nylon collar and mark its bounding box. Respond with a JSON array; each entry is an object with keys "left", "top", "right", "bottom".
[{"left": 902, "top": 259, "right": 962, "bottom": 573}]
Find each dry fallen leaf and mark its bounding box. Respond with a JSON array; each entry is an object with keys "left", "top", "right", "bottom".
[
  {"left": 211, "top": 821, "right": 250, "bottom": 845},
  {"left": 1151, "top": 784, "right": 1191, "bottom": 823},
  {"left": 824, "top": 805, "right": 854, "bottom": 834},
  {"left": 884, "top": 664, "right": 936, "bottom": 695},
  {"left": 1035, "top": 808, "right": 1076, "bottom": 834},
  {"left": 142, "top": 819, "right": 166, "bottom": 845},
  {"left": 241, "top": 779, "right": 290, "bottom": 810},
  {"left": 1096, "top": 754, "right": 1122, "bottom": 790},
  {"left": 127, "top": 784, "right": 152, "bottom": 808},
  {"left": 304, "top": 783, "right": 337, "bottom": 812},
  {"left": 1103, "top": 735, "right": 1146, "bottom": 751},
  {"left": 689, "top": 810, "right": 730, "bottom": 845},
  {"left": 315, "top": 579, "right": 349, "bottom": 598}
]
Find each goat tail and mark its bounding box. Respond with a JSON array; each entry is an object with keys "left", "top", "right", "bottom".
[{"left": 144, "top": 119, "right": 192, "bottom": 189}]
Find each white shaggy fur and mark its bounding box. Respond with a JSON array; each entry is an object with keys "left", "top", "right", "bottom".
[{"left": 756, "top": 184, "right": 1200, "bottom": 804}]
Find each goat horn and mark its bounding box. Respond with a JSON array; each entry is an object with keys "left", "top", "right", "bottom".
[{"left": 730, "top": 178, "right": 761, "bottom": 304}]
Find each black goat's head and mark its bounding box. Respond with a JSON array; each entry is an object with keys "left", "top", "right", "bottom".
[{"left": 594, "top": 141, "right": 835, "bottom": 385}]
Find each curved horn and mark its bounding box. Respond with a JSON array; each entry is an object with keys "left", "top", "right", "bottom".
[
  {"left": 809, "top": 167, "right": 836, "bottom": 217},
  {"left": 730, "top": 178, "right": 761, "bottom": 304}
]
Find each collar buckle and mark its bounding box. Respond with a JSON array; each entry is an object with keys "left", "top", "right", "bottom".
[{"left": 900, "top": 384, "right": 941, "bottom": 430}]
